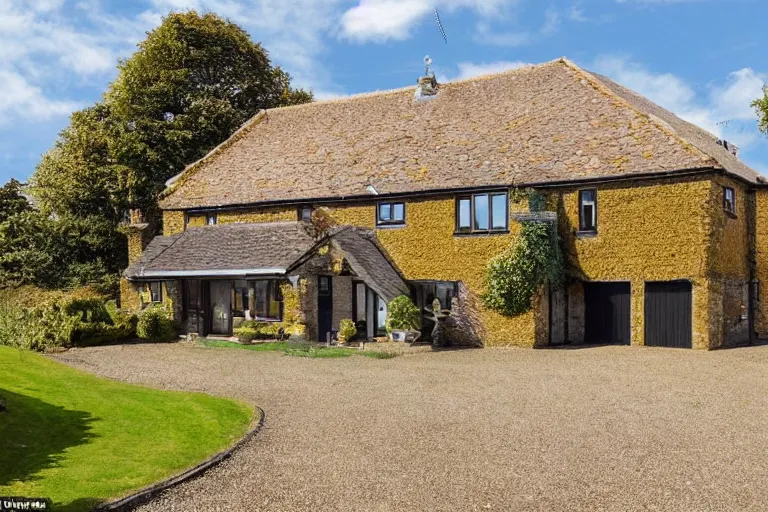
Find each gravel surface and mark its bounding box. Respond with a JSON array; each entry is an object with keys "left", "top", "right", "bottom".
[{"left": 52, "top": 343, "right": 768, "bottom": 511}]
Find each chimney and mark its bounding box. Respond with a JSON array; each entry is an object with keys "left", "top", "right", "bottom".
[
  {"left": 415, "top": 55, "right": 439, "bottom": 100},
  {"left": 122, "top": 209, "right": 152, "bottom": 265}
]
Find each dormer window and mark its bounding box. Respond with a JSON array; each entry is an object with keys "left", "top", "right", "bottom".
[{"left": 723, "top": 187, "right": 735, "bottom": 215}]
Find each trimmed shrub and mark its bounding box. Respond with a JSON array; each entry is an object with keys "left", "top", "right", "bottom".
[
  {"left": 338, "top": 319, "right": 357, "bottom": 344},
  {"left": 386, "top": 295, "right": 420, "bottom": 333},
  {"left": 233, "top": 321, "right": 285, "bottom": 343},
  {"left": 136, "top": 305, "right": 176, "bottom": 343}
]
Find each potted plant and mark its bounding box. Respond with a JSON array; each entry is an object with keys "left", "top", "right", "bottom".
[
  {"left": 385, "top": 295, "right": 420, "bottom": 342},
  {"left": 338, "top": 319, "right": 357, "bottom": 345}
]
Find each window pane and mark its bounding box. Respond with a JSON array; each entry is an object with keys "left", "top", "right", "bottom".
[
  {"left": 376, "top": 296, "right": 387, "bottom": 331},
  {"left": 436, "top": 282, "right": 455, "bottom": 310},
  {"left": 393, "top": 203, "right": 405, "bottom": 221},
  {"left": 150, "top": 282, "right": 161, "bottom": 302},
  {"left": 206, "top": 214, "right": 216, "bottom": 225},
  {"left": 582, "top": 204, "right": 595, "bottom": 230},
  {"left": 491, "top": 194, "right": 507, "bottom": 229},
  {"left": 355, "top": 283, "right": 366, "bottom": 321},
  {"left": 186, "top": 280, "right": 199, "bottom": 310},
  {"left": 254, "top": 280, "right": 268, "bottom": 317},
  {"left": 581, "top": 190, "right": 595, "bottom": 203},
  {"left": 474, "top": 194, "right": 489, "bottom": 230},
  {"left": 379, "top": 203, "right": 391, "bottom": 221},
  {"left": 268, "top": 281, "right": 281, "bottom": 319},
  {"left": 458, "top": 199, "right": 471, "bottom": 228},
  {"left": 318, "top": 276, "right": 330, "bottom": 296},
  {"left": 301, "top": 207, "right": 312, "bottom": 221}
]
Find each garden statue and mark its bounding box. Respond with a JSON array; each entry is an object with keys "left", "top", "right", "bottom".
[{"left": 424, "top": 298, "right": 454, "bottom": 347}]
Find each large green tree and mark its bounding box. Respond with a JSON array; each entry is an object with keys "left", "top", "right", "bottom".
[
  {"left": 754, "top": 84, "right": 768, "bottom": 135},
  {"left": 28, "top": 11, "right": 312, "bottom": 295}
]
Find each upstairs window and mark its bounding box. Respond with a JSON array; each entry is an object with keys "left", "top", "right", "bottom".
[
  {"left": 206, "top": 213, "right": 217, "bottom": 226},
  {"left": 298, "top": 206, "right": 313, "bottom": 222},
  {"left": 377, "top": 201, "right": 405, "bottom": 226},
  {"left": 456, "top": 192, "right": 508, "bottom": 234},
  {"left": 723, "top": 187, "right": 736, "bottom": 215},
  {"left": 149, "top": 281, "right": 162, "bottom": 303},
  {"left": 578, "top": 189, "right": 597, "bottom": 232}
]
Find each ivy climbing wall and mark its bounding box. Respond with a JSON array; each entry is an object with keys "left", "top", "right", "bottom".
[{"left": 153, "top": 173, "right": 751, "bottom": 349}]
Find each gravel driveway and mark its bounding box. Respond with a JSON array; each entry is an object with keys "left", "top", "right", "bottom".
[{"left": 52, "top": 342, "right": 768, "bottom": 511}]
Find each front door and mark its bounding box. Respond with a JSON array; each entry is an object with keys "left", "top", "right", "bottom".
[
  {"left": 317, "top": 276, "right": 333, "bottom": 342},
  {"left": 210, "top": 281, "right": 231, "bottom": 335}
]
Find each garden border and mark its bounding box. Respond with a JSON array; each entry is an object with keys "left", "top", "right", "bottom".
[{"left": 93, "top": 406, "right": 266, "bottom": 512}]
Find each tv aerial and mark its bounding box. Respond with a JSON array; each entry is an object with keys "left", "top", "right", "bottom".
[{"left": 434, "top": 7, "right": 447, "bottom": 44}]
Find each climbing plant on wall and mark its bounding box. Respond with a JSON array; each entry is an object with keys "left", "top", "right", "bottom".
[{"left": 483, "top": 218, "right": 565, "bottom": 317}]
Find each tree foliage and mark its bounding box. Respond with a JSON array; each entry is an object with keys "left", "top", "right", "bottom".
[
  {"left": 16, "top": 11, "right": 312, "bottom": 295},
  {"left": 754, "top": 85, "right": 768, "bottom": 135},
  {"left": 483, "top": 222, "right": 565, "bottom": 317}
]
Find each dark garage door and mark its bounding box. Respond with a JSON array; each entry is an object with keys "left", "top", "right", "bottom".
[
  {"left": 644, "top": 281, "right": 692, "bottom": 348},
  {"left": 584, "top": 282, "right": 631, "bottom": 345}
]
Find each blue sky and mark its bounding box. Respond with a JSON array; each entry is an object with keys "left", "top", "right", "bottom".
[{"left": 1, "top": 0, "right": 767, "bottom": 184}]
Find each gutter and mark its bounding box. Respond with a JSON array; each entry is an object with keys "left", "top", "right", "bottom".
[
  {"left": 130, "top": 268, "right": 286, "bottom": 280},
  {"left": 169, "top": 166, "right": 722, "bottom": 213}
]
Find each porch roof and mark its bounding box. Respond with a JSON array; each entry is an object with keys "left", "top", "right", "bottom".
[
  {"left": 125, "top": 221, "right": 317, "bottom": 280},
  {"left": 328, "top": 227, "right": 409, "bottom": 302}
]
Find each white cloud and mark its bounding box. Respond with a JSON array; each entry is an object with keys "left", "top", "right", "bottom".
[
  {"left": 592, "top": 56, "right": 767, "bottom": 150},
  {"left": 0, "top": 70, "right": 79, "bottom": 125},
  {"left": 340, "top": 0, "right": 512, "bottom": 43}
]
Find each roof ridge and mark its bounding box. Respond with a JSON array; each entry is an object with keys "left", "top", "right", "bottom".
[
  {"left": 256, "top": 58, "right": 565, "bottom": 115},
  {"left": 559, "top": 58, "right": 720, "bottom": 169}
]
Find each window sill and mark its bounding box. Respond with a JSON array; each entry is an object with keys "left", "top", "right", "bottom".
[
  {"left": 724, "top": 209, "right": 737, "bottom": 219},
  {"left": 575, "top": 230, "right": 598, "bottom": 238},
  {"left": 376, "top": 223, "right": 406, "bottom": 229},
  {"left": 454, "top": 230, "right": 509, "bottom": 237}
]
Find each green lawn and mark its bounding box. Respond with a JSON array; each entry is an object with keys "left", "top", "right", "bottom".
[
  {"left": 0, "top": 346, "right": 253, "bottom": 511},
  {"left": 199, "top": 339, "right": 397, "bottom": 359}
]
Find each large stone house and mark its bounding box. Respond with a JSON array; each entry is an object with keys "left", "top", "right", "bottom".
[{"left": 122, "top": 57, "right": 768, "bottom": 349}]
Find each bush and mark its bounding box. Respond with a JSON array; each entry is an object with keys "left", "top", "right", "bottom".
[
  {"left": 338, "top": 319, "right": 357, "bottom": 344},
  {"left": 136, "top": 305, "right": 176, "bottom": 343},
  {"left": 386, "top": 295, "right": 420, "bottom": 333},
  {"left": 0, "top": 287, "right": 136, "bottom": 351},
  {"left": 233, "top": 321, "right": 285, "bottom": 343}
]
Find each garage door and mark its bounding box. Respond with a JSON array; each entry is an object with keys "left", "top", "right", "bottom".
[
  {"left": 644, "top": 281, "right": 692, "bottom": 348},
  {"left": 584, "top": 282, "right": 631, "bottom": 345}
]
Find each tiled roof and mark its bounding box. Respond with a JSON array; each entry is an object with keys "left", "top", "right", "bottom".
[
  {"left": 124, "top": 222, "right": 317, "bottom": 279},
  {"left": 159, "top": 58, "right": 763, "bottom": 210},
  {"left": 125, "top": 223, "right": 410, "bottom": 301},
  {"left": 330, "top": 227, "right": 409, "bottom": 302}
]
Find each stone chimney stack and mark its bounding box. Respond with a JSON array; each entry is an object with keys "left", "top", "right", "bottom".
[
  {"left": 415, "top": 55, "right": 439, "bottom": 100},
  {"left": 123, "top": 209, "right": 152, "bottom": 265}
]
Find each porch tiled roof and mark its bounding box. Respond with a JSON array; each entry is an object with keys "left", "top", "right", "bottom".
[
  {"left": 125, "top": 222, "right": 317, "bottom": 279},
  {"left": 330, "top": 227, "right": 409, "bottom": 302},
  {"left": 159, "top": 58, "right": 763, "bottom": 210}
]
